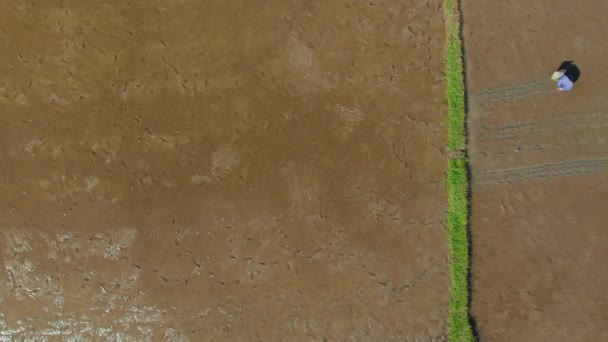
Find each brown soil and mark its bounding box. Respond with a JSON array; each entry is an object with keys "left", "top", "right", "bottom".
[
  {"left": 463, "top": 0, "right": 608, "bottom": 340},
  {"left": 0, "top": 1, "right": 450, "bottom": 340}
]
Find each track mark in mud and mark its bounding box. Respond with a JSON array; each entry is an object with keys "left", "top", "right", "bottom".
[
  {"left": 476, "top": 158, "right": 608, "bottom": 185},
  {"left": 473, "top": 81, "right": 553, "bottom": 111},
  {"left": 475, "top": 81, "right": 550, "bottom": 98},
  {"left": 478, "top": 111, "right": 608, "bottom": 142},
  {"left": 473, "top": 109, "right": 608, "bottom": 157},
  {"left": 46, "top": 227, "right": 138, "bottom": 261},
  {"left": 476, "top": 81, "right": 547, "bottom": 96}
]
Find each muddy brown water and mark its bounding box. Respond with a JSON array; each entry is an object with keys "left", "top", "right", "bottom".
[
  {"left": 0, "top": 1, "right": 450, "bottom": 340},
  {"left": 463, "top": 0, "right": 608, "bottom": 340}
]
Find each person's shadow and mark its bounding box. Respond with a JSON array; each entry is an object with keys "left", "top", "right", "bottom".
[{"left": 557, "top": 61, "right": 581, "bottom": 82}]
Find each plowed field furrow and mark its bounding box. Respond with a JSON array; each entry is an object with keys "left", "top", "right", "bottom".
[
  {"left": 475, "top": 111, "right": 608, "bottom": 142},
  {"left": 477, "top": 158, "right": 608, "bottom": 185},
  {"left": 480, "top": 112, "right": 608, "bottom": 132},
  {"left": 475, "top": 82, "right": 547, "bottom": 96},
  {"left": 475, "top": 82, "right": 553, "bottom": 105},
  {"left": 493, "top": 141, "right": 587, "bottom": 155}
]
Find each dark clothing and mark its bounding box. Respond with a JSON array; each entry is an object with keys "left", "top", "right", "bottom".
[{"left": 556, "top": 61, "right": 581, "bottom": 82}]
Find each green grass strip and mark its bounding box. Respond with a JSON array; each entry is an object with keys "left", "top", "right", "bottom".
[
  {"left": 444, "top": 0, "right": 466, "bottom": 151},
  {"left": 443, "top": 0, "right": 474, "bottom": 341},
  {"left": 447, "top": 158, "right": 473, "bottom": 341}
]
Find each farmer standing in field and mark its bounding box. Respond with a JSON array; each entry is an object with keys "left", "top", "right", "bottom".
[{"left": 552, "top": 61, "right": 580, "bottom": 91}]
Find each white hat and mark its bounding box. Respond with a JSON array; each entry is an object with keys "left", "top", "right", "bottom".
[{"left": 551, "top": 70, "right": 565, "bottom": 81}]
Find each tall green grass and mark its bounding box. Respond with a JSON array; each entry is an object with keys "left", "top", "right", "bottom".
[
  {"left": 443, "top": 0, "right": 474, "bottom": 341},
  {"left": 444, "top": 0, "right": 466, "bottom": 152}
]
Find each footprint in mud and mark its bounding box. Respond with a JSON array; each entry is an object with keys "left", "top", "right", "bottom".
[
  {"left": 332, "top": 104, "right": 366, "bottom": 141},
  {"left": 211, "top": 146, "right": 241, "bottom": 179},
  {"left": 285, "top": 34, "right": 332, "bottom": 89}
]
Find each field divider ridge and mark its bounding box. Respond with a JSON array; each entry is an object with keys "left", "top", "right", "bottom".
[{"left": 443, "top": 0, "right": 475, "bottom": 340}]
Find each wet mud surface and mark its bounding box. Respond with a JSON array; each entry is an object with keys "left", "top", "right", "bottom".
[
  {"left": 0, "top": 1, "right": 449, "bottom": 340},
  {"left": 463, "top": 0, "right": 608, "bottom": 340}
]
